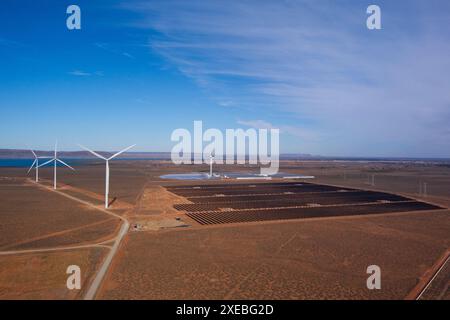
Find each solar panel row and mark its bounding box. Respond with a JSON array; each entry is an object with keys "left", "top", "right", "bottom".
[
  {"left": 175, "top": 191, "right": 409, "bottom": 211},
  {"left": 186, "top": 202, "right": 440, "bottom": 225}
]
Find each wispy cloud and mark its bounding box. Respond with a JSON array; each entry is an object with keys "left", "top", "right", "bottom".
[
  {"left": 0, "top": 37, "right": 25, "bottom": 48},
  {"left": 68, "top": 70, "right": 104, "bottom": 77},
  {"left": 122, "top": 52, "right": 135, "bottom": 59},
  {"left": 68, "top": 70, "right": 92, "bottom": 76},
  {"left": 95, "top": 42, "right": 136, "bottom": 59},
  {"left": 218, "top": 100, "right": 235, "bottom": 107},
  {"left": 237, "top": 119, "right": 319, "bottom": 141},
  {"left": 123, "top": 0, "right": 450, "bottom": 156}
]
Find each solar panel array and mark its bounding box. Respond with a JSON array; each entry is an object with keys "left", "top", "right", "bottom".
[{"left": 166, "top": 182, "right": 441, "bottom": 225}]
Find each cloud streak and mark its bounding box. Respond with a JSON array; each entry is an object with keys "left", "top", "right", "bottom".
[
  {"left": 237, "top": 119, "right": 319, "bottom": 141},
  {"left": 68, "top": 70, "right": 104, "bottom": 77},
  {"left": 124, "top": 0, "right": 450, "bottom": 156},
  {"left": 68, "top": 70, "right": 92, "bottom": 76}
]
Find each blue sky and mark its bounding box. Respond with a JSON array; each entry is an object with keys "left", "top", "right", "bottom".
[{"left": 1, "top": 0, "right": 450, "bottom": 157}]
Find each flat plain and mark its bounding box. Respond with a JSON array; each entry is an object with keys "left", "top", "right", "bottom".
[{"left": 0, "top": 160, "right": 449, "bottom": 299}]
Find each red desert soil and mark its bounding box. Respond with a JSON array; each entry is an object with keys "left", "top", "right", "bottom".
[
  {"left": 5, "top": 218, "right": 120, "bottom": 251},
  {"left": 37, "top": 165, "right": 148, "bottom": 206},
  {"left": 0, "top": 247, "right": 107, "bottom": 299},
  {"left": 407, "top": 249, "right": 450, "bottom": 300},
  {"left": 99, "top": 210, "right": 450, "bottom": 300},
  {"left": 1, "top": 162, "right": 449, "bottom": 300},
  {"left": 0, "top": 184, "right": 116, "bottom": 249}
]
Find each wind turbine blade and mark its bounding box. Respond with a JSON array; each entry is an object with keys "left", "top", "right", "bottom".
[
  {"left": 78, "top": 144, "right": 108, "bottom": 160},
  {"left": 57, "top": 159, "right": 75, "bottom": 171},
  {"left": 38, "top": 156, "right": 52, "bottom": 159},
  {"left": 27, "top": 159, "right": 37, "bottom": 173},
  {"left": 55, "top": 140, "right": 57, "bottom": 158},
  {"left": 37, "top": 158, "right": 55, "bottom": 168},
  {"left": 30, "top": 150, "right": 37, "bottom": 158},
  {"left": 108, "top": 144, "right": 136, "bottom": 160}
]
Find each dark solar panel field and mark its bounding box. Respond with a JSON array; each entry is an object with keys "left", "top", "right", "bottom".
[
  {"left": 166, "top": 182, "right": 442, "bottom": 225},
  {"left": 167, "top": 183, "right": 352, "bottom": 197}
]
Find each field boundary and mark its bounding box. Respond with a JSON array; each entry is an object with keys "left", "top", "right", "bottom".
[{"left": 405, "top": 249, "right": 450, "bottom": 300}]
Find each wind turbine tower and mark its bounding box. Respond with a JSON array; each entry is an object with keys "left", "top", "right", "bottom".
[
  {"left": 27, "top": 150, "right": 51, "bottom": 182},
  {"left": 38, "top": 141, "right": 75, "bottom": 189},
  {"left": 209, "top": 152, "right": 215, "bottom": 177},
  {"left": 78, "top": 144, "right": 135, "bottom": 208}
]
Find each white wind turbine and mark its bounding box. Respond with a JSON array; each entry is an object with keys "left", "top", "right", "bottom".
[
  {"left": 209, "top": 152, "right": 215, "bottom": 177},
  {"left": 38, "top": 141, "right": 75, "bottom": 189},
  {"left": 27, "top": 150, "right": 51, "bottom": 182},
  {"left": 78, "top": 144, "right": 135, "bottom": 208}
]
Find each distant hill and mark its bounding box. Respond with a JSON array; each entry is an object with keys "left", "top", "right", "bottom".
[
  {"left": 0, "top": 149, "right": 316, "bottom": 160},
  {"left": 3, "top": 149, "right": 446, "bottom": 162},
  {"left": 0, "top": 149, "right": 172, "bottom": 159}
]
